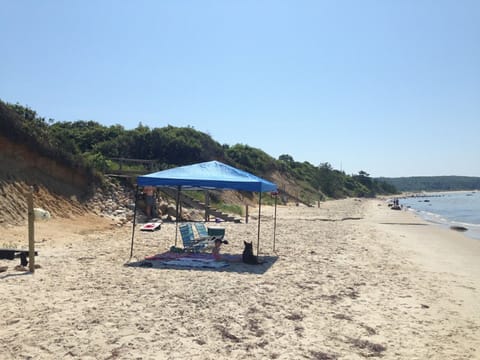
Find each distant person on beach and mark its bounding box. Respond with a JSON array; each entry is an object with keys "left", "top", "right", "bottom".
[
  {"left": 391, "top": 198, "right": 402, "bottom": 210},
  {"left": 143, "top": 186, "right": 155, "bottom": 218}
]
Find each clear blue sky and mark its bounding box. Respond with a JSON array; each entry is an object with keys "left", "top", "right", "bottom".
[{"left": 1, "top": 1, "right": 479, "bottom": 177}]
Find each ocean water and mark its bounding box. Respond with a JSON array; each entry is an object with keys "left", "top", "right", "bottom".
[{"left": 398, "top": 191, "right": 480, "bottom": 240}]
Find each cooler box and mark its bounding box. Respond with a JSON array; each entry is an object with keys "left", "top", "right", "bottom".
[{"left": 208, "top": 227, "right": 225, "bottom": 238}]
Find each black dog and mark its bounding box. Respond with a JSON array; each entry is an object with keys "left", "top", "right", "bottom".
[{"left": 242, "top": 241, "right": 261, "bottom": 265}]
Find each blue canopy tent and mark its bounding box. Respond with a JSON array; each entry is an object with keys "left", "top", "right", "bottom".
[{"left": 130, "top": 161, "right": 278, "bottom": 258}]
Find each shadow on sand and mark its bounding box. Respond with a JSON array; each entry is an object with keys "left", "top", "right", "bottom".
[
  {"left": 124, "top": 255, "right": 279, "bottom": 275},
  {"left": 0, "top": 270, "right": 33, "bottom": 280}
]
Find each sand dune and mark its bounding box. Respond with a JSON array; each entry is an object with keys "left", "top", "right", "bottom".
[{"left": 1, "top": 198, "right": 479, "bottom": 359}]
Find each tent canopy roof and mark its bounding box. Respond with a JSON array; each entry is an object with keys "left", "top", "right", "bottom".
[{"left": 137, "top": 160, "right": 277, "bottom": 192}]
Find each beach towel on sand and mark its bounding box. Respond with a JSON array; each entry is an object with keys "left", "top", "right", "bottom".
[
  {"left": 144, "top": 252, "right": 229, "bottom": 268},
  {"left": 147, "top": 258, "right": 229, "bottom": 269}
]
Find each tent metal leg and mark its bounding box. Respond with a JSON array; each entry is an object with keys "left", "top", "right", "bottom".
[
  {"left": 257, "top": 192, "right": 262, "bottom": 256},
  {"left": 130, "top": 186, "right": 139, "bottom": 259},
  {"left": 174, "top": 186, "right": 181, "bottom": 247},
  {"left": 204, "top": 190, "right": 210, "bottom": 222},
  {"left": 273, "top": 194, "right": 277, "bottom": 252}
]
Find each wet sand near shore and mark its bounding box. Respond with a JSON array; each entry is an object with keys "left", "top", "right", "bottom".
[{"left": 1, "top": 198, "right": 479, "bottom": 359}]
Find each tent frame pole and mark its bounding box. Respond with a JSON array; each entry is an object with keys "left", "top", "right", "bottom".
[
  {"left": 174, "top": 186, "right": 181, "bottom": 247},
  {"left": 130, "top": 185, "right": 139, "bottom": 259},
  {"left": 257, "top": 191, "right": 262, "bottom": 256},
  {"left": 273, "top": 193, "right": 277, "bottom": 252}
]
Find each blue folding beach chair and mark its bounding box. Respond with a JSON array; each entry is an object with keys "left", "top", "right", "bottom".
[
  {"left": 194, "top": 222, "right": 225, "bottom": 240},
  {"left": 193, "top": 222, "right": 210, "bottom": 238},
  {"left": 179, "top": 223, "right": 210, "bottom": 253}
]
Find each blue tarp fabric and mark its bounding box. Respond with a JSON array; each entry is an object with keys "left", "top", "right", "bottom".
[{"left": 137, "top": 161, "right": 277, "bottom": 192}]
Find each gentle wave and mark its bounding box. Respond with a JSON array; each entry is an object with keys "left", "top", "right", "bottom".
[{"left": 400, "top": 191, "right": 480, "bottom": 240}]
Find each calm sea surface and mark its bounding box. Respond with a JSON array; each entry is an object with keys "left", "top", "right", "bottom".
[{"left": 399, "top": 191, "right": 480, "bottom": 240}]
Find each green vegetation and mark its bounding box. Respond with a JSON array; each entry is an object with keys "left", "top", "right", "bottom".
[
  {"left": 217, "top": 203, "right": 243, "bottom": 216},
  {"left": 378, "top": 176, "right": 480, "bottom": 192},
  {"left": 0, "top": 99, "right": 398, "bottom": 201},
  {"left": 0, "top": 101, "right": 101, "bottom": 184},
  {"left": 177, "top": 190, "right": 243, "bottom": 215}
]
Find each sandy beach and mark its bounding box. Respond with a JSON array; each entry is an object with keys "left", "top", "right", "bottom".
[{"left": 1, "top": 198, "right": 479, "bottom": 359}]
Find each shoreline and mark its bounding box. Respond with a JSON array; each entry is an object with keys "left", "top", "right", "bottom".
[
  {"left": 407, "top": 207, "right": 480, "bottom": 241},
  {"left": 367, "top": 197, "right": 480, "bottom": 281},
  {"left": 1, "top": 198, "right": 479, "bottom": 359},
  {"left": 368, "top": 198, "right": 480, "bottom": 351},
  {"left": 395, "top": 190, "right": 480, "bottom": 241}
]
